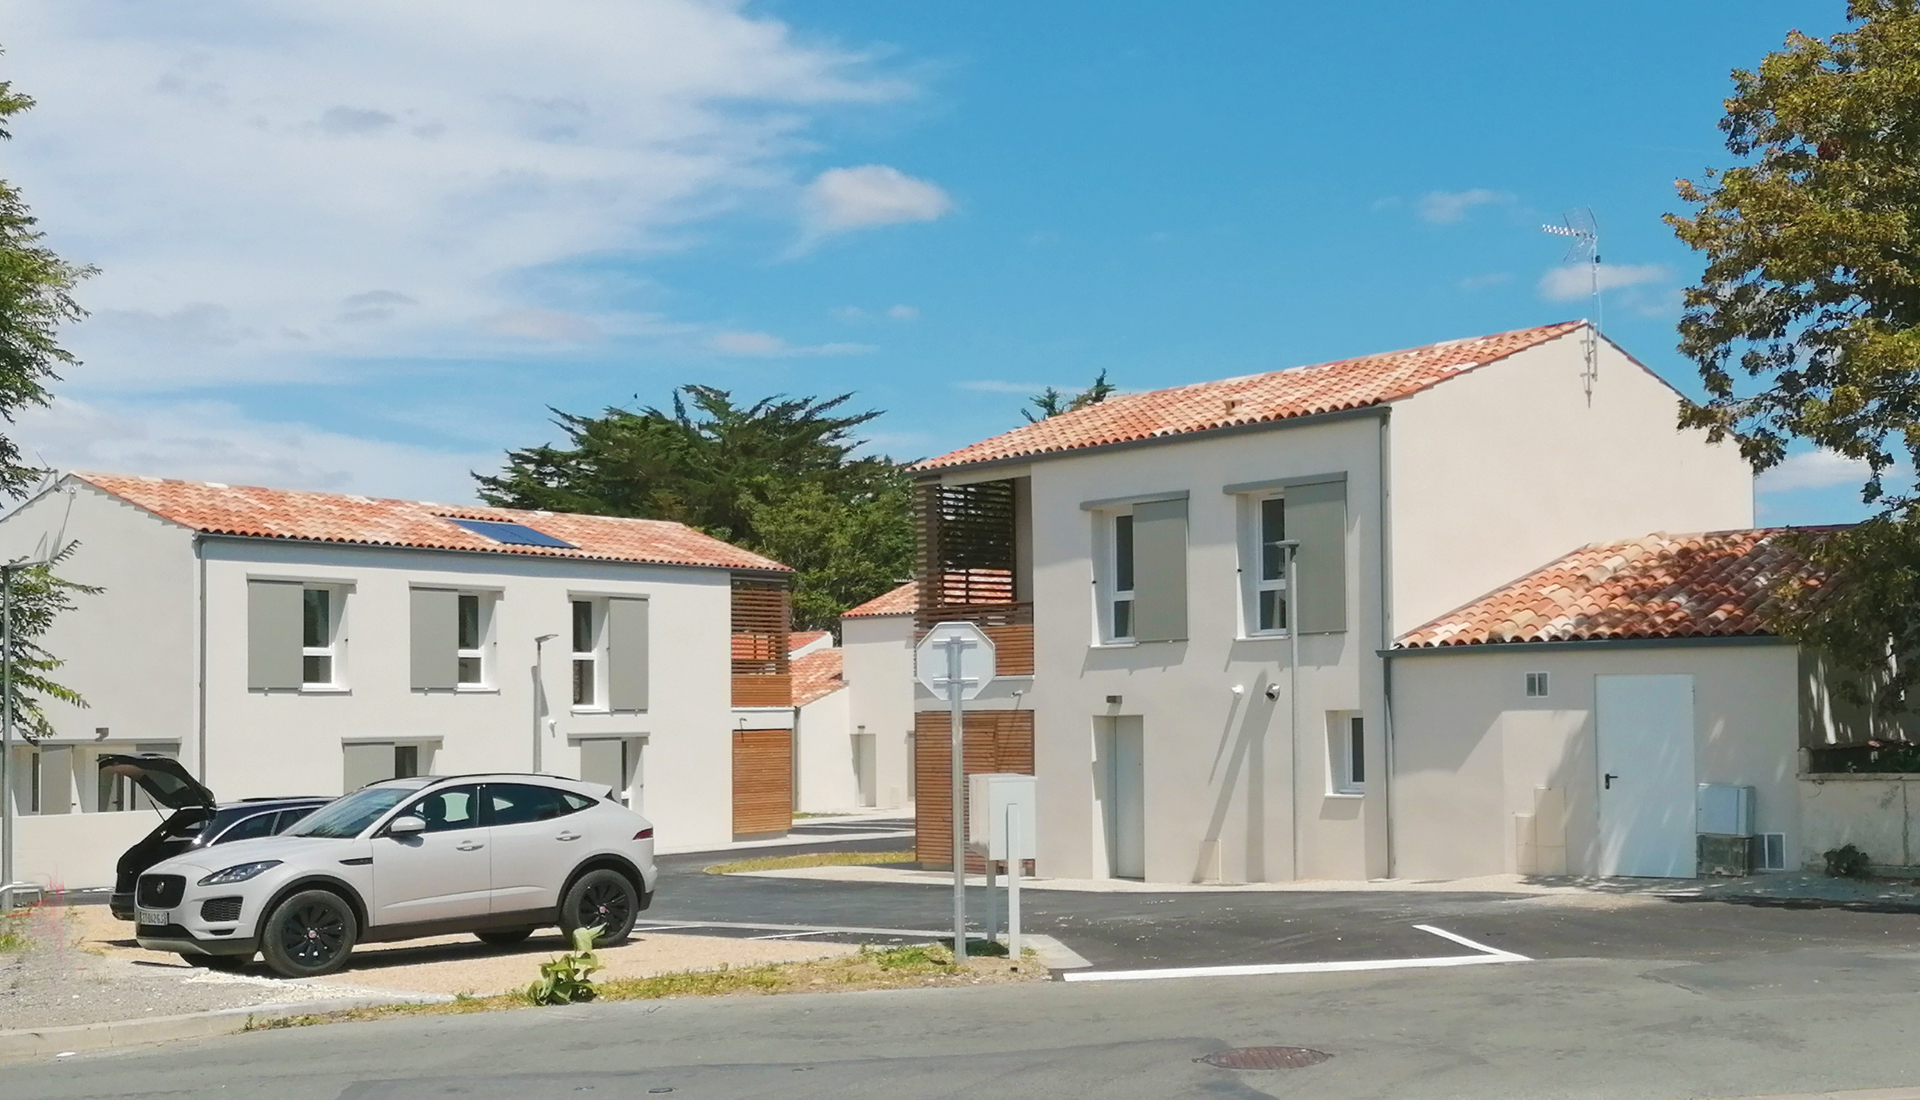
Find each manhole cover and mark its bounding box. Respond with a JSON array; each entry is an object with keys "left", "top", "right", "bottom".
[{"left": 1198, "top": 1046, "right": 1332, "bottom": 1070}]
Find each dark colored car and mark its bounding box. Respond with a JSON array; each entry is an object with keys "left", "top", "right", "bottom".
[{"left": 98, "top": 754, "right": 330, "bottom": 921}]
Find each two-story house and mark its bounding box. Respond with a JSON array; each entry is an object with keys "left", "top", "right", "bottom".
[
  {"left": 906, "top": 322, "right": 1757, "bottom": 883},
  {"left": 2, "top": 474, "right": 796, "bottom": 890}
]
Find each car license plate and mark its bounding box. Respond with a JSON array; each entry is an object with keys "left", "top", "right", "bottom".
[{"left": 136, "top": 907, "right": 170, "bottom": 927}]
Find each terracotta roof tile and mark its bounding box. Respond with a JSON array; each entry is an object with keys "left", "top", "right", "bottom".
[
  {"left": 790, "top": 647, "right": 844, "bottom": 706},
  {"left": 842, "top": 580, "right": 916, "bottom": 618},
  {"left": 916, "top": 322, "right": 1584, "bottom": 471},
  {"left": 76, "top": 473, "right": 790, "bottom": 573},
  {"left": 788, "top": 630, "right": 831, "bottom": 654},
  {"left": 1395, "top": 528, "right": 1835, "bottom": 649}
]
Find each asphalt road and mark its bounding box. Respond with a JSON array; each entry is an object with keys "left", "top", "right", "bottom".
[
  {"left": 648, "top": 833, "right": 1920, "bottom": 973},
  {"left": 24, "top": 944, "right": 1920, "bottom": 1099}
]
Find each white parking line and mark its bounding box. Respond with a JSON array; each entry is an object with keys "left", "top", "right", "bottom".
[
  {"left": 746, "top": 929, "right": 834, "bottom": 941},
  {"left": 1060, "top": 923, "right": 1531, "bottom": 983}
]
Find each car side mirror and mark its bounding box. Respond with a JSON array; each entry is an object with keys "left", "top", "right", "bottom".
[{"left": 386, "top": 815, "right": 426, "bottom": 837}]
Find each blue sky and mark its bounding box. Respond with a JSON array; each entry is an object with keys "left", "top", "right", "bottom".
[{"left": 0, "top": 1, "right": 1878, "bottom": 524}]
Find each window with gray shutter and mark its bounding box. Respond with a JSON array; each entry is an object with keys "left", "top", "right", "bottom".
[
  {"left": 1130, "top": 497, "right": 1189, "bottom": 643},
  {"left": 342, "top": 742, "right": 394, "bottom": 792},
  {"left": 410, "top": 588, "right": 459, "bottom": 690},
  {"left": 247, "top": 580, "right": 303, "bottom": 690},
  {"left": 1289, "top": 479, "right": 1348, "bottom": 634},
  {"left": 605, "top": 597, "right": 650, "bottom": 711}
]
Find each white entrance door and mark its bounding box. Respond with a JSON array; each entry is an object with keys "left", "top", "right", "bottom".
[
  {"left": 1596, "top": 675, "right": 1696, "bottom": 877},
  {"left": 1096, "top": 716, "right": 1146, "bottom": 879},
  {"left": 852, "top": 733, "right": 877, "bottom": 808}
]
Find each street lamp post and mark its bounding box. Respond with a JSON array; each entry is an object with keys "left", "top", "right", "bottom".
[{"left": 532, "top": 633, "right": 558, "bottom": 775}]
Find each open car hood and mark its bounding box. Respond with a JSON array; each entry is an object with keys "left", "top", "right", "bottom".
[{"left": 97, "top": 753, "right": 214, "bottom": 811}]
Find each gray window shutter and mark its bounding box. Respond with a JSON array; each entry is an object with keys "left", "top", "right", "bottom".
[
  {"left": 1290, "top": 479, "right": 1348, "bottom": 634},
  {"left": 1131, "top": 498, "right": 1188, "bottom": 642},
  {"left": 410, "top": 588, "right": 458, "bottom": 690},
  {"left": 342, "top": 742, "right": 394, "bottom": 792},
  {"left": 247, "top": 581, "right": 302, "bottom": 690},
  {"left": 580, "top": 738, "right": 624, "bottom": 796},
  {"left": 606, "top": 598, "right": 650, "bottom": 712}
]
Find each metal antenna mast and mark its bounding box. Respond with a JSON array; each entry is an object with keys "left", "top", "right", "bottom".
[{"left": 1542, "top": 208, "right": 1601, "bottom": 402}]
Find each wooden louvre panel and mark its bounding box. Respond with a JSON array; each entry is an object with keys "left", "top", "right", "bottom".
[
  {"left": 731, "top": 575, "right": 792, "bottom": 707},
  {"left": 980, "top": 623, "right": 1035, "bottom": 677},
  {"left": 916, "top": 480, "right": 1017, "bottom": 611},
  {"left": 732, "top": 727, "right": 792, "bottom": 837},
  {"left": 913, "top": 710, "right": 1035, "bottom": 871},
  {"left": 246, "top": 580, "right": 302, "bottom": 691}
]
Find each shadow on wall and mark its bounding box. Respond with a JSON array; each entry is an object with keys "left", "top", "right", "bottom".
[
  {"left": 1801, "top": 648, "right": 1920, "bottom": 751},
  {"left": 1192, "top": 670, "right": 1278, "bottom": 883}
]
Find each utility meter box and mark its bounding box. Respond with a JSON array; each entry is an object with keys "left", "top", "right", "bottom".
[
  {"left": 1696, "top": 783, "right": 1756, "bottom": 837},
  {"left": 968, "top": 773, "right": 1037, "bottom": 861}
]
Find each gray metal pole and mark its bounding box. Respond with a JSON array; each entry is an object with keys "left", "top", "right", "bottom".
[
  {"left": 1007, "top": 805, "right": 1021, "bottom": 961},
  {"left": 948, "top": 636, "right": 966, "bottom": 962},
  {"left": 2, "top": 567, "right": 14, "bottom": 911},
  {"left": 1287, "top": 544, "right": 1301, "bottom": 882}
]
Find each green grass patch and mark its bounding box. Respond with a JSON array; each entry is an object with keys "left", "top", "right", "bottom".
[
  {"left": 0, "top": 911, "right": 29, "bottom": 953},
  {"left": 703, "top": 849, "right": 915, "bottom": 875}
]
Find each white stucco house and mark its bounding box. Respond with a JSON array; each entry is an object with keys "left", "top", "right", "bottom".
[
  {"left": 904, "top": 321, "right": 1778, "bottom": 881},
  {"left": 840, "top": 581, "right": 917, "bottom": 811},
  {"left": 2, "top": 473, "right": 798, "bottom": 889}
]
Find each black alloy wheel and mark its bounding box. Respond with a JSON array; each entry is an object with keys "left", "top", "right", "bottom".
[
  {"left": 260, "top": 889, "right": 357, "bottom": 977},
  {"left": 560, "top": 869, "right": 638, "bottom": 946}
]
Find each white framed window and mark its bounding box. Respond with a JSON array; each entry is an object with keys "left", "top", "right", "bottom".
[
  {"left": 1250, "top": 495, "right": 1289, "bottom": 635},
  {"left": 1525, "top": 671, "right": 1550, "bottom": 698},
  {"left": 456, "top": 593, "right": 492, "bottom": 688},
  {"left": 1329, "top": 713, "right": 1365, "bottom": 794},
  {"left": 571, "top": 598, "right": 603, "bottom": 708},
  {"left": 1109, "top": 513, "right": 1136, "bottom": 642},
  {"left": 301, "top": 586, "right": 343, "bottom": 687}
]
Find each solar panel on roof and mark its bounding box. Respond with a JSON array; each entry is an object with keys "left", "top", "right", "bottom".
[{"left": 445, "top": 518, "right": 576, "bottom": 549}]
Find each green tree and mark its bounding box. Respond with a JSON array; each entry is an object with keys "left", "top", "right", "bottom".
[
  {"left": 4, "top": 540, "right": 100, "bottom": 741},
  {"left": 476, "top": 387, "right": 913, "bottom": 629},
  {"left": 1666, "top": 0, "right": 1920, "bottom": 709},
  {"left": 1022, "top": 370, "right": 1115, "bottom": 423},
  {"left": 0, "top": 67, "right": 94, "bottom": 497}
]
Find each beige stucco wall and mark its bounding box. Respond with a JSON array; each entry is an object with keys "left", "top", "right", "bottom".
[
  {"left": 842, "top": 613, "right": 915, "bottom": 809},
  {"left": 1798, "top": 775, "right": 1920, "bottom": 870},
  {"left": 794, "top": 684, "right": 855, "bottom": 812},
  {"left": 1392, "top": 642, "right": 1801, "bottom": 879},
  {"left": 1388, "top": 332, "right": 1755, "bottom": 634},
  {"left": 1007, "top": 413, "right": 1390, "bottom": 884}
]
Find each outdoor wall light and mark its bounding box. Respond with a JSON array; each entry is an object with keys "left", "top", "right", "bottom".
[
  {"left": 1231, "top": 684, "right": 1244, "bottom": 696},
  {"left": 1105, "top": 694, "right": 1122, "bottom": 706}
]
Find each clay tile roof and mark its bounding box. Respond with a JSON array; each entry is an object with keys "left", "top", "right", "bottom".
[
  {"left": 788, "top": 630, "right": 831, "bottom": 654},
  {"left": 76, "top": 473, "right": 790, "bottom": 573},
  {"left": 790, "top": 647, "right": 845, "bottom": 706},
  {"left": 916, "top": 322, "right": 1584, "bottom": 471},
  {"left": 842, "top": 580, "right": 917, "bottom": 618},
  {"left": 1395, "top": 528, "right": 1837, "bottom": 649}
]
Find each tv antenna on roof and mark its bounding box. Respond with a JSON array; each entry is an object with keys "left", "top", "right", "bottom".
[{"left": 1542, "top": 207, "right": 1601, "bottom": 403}]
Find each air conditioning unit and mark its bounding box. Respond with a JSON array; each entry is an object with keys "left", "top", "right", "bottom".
[{"left": 1696, "top": 783, "right": 1756, "bottom": 837}]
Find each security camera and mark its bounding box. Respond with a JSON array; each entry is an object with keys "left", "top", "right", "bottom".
[{"left": 1264, "top": 683, "right": 1282, "bottom": 701}]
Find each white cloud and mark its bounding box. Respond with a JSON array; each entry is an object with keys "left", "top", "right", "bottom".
[
  {"left": 707, "top": 331, "right": 872, "bottom": 357},
  {"left": 16, "top": 397, "right": 491, "bottom": 505},
  {"left": 1418, "top": 189, "right": 1511, "bottom": 224},
  {"left": 0, "top": 0, "right": 909, "bottom": 385},
  {"left": 886, "top": 304, "right": 920, "bottom": 321},
  {"left": 1536, "top": 263, "right": 1669, "bottom": 302},
  {"left": 831, "top": 306, "right": 869, "bottom": 322},
  {"left": 1756, "top": 449, "right": 1873, "bottom": 494},
  {"left": 798, "top": 165, "right": 952, "bottom": 246}
]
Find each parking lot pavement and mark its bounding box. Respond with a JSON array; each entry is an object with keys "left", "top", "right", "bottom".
[{"left": 653, "top": 837, "right": 1920, "bottom": 976}]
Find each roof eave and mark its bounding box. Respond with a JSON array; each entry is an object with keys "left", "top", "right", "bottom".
[
  {"left": 193, "top": 530, "right": 791, "bottom": 574},
  {"left": 1381, "top": 633, "right": 1788, "bottom": 657}
]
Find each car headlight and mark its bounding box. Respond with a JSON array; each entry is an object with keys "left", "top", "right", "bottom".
[{"left": 197, "top": 860, "right": 282, "bottom": 886}]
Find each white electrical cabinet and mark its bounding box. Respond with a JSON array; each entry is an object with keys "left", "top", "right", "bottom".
[
  {"left": 1696, "top": 783, "right": 1756, "bottom": 837},
  {"left": 968, "top": 773, "right": 1037, "bottom": 861}
]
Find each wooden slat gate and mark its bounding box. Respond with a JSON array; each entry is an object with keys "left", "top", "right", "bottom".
[
  {"left": 914, "top": 710, "right": 1035, "bottom": 872},
  {"left": 732, "top": 728, "right": 793, "bottom": 838}
]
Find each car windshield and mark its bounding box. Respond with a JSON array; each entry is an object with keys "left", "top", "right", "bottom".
[{"left": 282, "top": 787, "right": 413, "bottom": 839}]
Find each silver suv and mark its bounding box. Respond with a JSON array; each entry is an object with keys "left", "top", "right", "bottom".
[{"left": 133, "top": 774, "right": 657, "bottom": 978}]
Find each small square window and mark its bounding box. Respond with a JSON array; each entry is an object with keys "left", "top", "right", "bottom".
[
  {"left": 1328, "top": 713, "right": 1364, "bottom": 794},
  {"left": 1525, "top": 671, "right": 1550, "bottom": 698},
  {"left": 456, "top": 593, "right": 489, "bottom": 686}
]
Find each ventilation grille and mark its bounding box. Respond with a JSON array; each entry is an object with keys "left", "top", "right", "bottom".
[
  {"left": 199, "top": 896, "right": 244, "bottom": 923},
  {"left": 136, "top": 874, "right": 185, "bottom": 908}
]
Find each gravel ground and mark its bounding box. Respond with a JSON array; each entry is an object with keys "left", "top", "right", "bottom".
[{"left": 2, "top": 904, "right": 865, "bottom": 1031}]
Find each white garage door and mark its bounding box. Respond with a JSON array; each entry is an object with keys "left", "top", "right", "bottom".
[{"left": 1596, "top": 674, "right": 1696, "bottom": 878}]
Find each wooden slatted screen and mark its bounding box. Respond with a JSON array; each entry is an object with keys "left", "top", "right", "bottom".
[
  {"left": 914, "top": 710, "right": 1035, "bottom": 871},
  {"left": 916, "top": 480, "right": 1017, "bottom": 608},
  {"left": 732, "top": 728, "right": 792, "bottom": 837},
  {"left": 731, "top": 577, "right": 791, "bottom": 706}
]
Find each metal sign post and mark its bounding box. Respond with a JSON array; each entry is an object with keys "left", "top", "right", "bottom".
[{"left": 915, "top": 621, "right": 995, "bottom": 963}]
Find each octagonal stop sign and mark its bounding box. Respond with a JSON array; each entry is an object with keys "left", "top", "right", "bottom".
[{"left": 915, "top": 621, "right": 996, "bottom": 701}]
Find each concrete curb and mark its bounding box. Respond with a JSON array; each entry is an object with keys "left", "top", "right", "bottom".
[
  {"left": 0, "top": 993, "right": 451, "bottom": 1064},
  {"left": 1023, "top": 934, "right": 1092, "bottom": 980}
]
